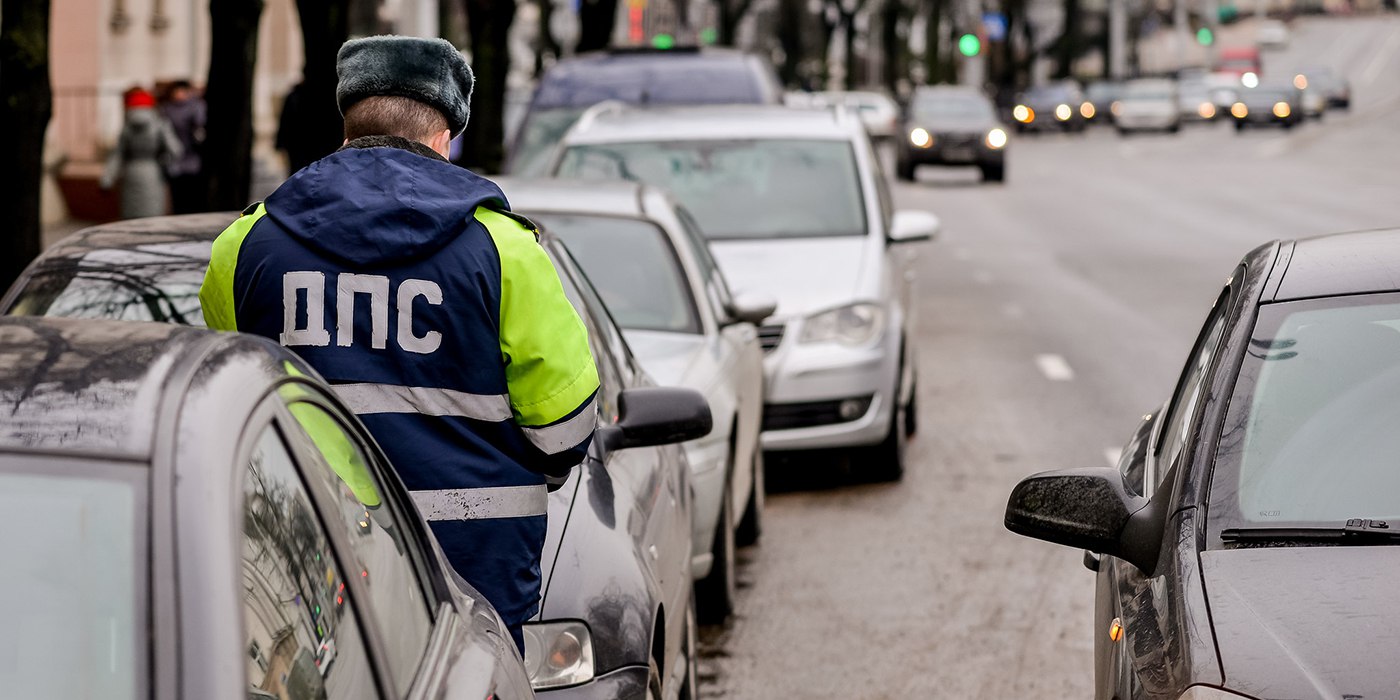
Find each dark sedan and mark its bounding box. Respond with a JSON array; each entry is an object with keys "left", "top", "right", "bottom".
[
  {"left": 895, "top": 85, "right": 1008, "bottom": 183},
  {"left": 3, "top": 214, "right": 710, "bottom": 699},
  {"left": 1005, "top": 229, "right": 1400, "bottom": 700},
  {"left": 0, "top": 315, "right": 534, "bottom": 699},
  {"left": 1230, "top": 84, "right": 1304, "bottom": 130},
  {"left": 1011, "top": 82, "right": 1089, "bottom": 133}
]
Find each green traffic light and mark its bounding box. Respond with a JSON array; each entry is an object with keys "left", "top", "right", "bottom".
[
  {"left": 1196, "top": 27, "right": 1214, "bottom": 45},
  {"left": 652, "top": 33, "right": 675, "bottom": 50},
  {"left": 958, "top": 34, "right": 981, "bottom": 57}
]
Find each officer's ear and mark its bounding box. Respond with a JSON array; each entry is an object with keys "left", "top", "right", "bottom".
[{"left": 427, "top": 129, "right": 452, "bottom": 159}]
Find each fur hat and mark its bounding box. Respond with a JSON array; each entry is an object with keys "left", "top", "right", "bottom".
[{"left": 336, "top": 36, "right": 474, "bottom": 137}]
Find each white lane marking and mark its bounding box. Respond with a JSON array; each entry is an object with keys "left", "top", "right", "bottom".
[
  {"left": 973, "top": 270, "right": 994, "bottom": 284},
  {"left": 1002, "top": 303, "right": 1025, "bottom": 319},
  {"left": 1104, "top": 447, "right": 1123, "bottom": 469},
  {"left": 1035, "top": 354, "right": 1075, "bottom": 381},
  {"left": 1361, "top": 28, "right": 1400, "bottom": 86}
]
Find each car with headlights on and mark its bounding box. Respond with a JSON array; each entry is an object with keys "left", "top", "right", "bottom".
[
  {"left": 1005, "top": 228, "right": 1400, "bottom": 700},
  {"left": 0, "top": 314, "right": 535, "bottom": 700},
  {"left": 1297, "top": 66, "right": 1350, "bottom": 109},
  {"left": 1114, "top": 78, "right": 1181, "bottom": 133},
  {"left": 1230, "top": 84, "right": 1303, "bottom": 131},
  {"left": 499, "top": 178, "right": 771, "bottom": 624},
  {"left": 2, "top": 214, "right": 713, "bottom": 700},
  {"left": 1176, "top": 80, "right": 1221, "bottom": 122},
  {"left": 1012, "top": 82, "right": 1088, "bottom": 132},
  {"left": 1084, "top": 81, "right": 1122, "bottom": 125},
  {"left": 548, "top": 104, "right": 938, "bottom": 481},
  {"left": 894, "top": 85, "right": 1008, "bottom": 183}
]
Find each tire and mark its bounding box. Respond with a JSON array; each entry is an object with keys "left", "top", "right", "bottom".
[
  {"left": 896, "top": 159, "right": 916, "bottom": 182},
  {"left": 735, "top": 443, "right": 764, "bottom": 547},
  {"left": 678, "top": 598, "right": 700, "bottom": 700},
  {"left": 1116, "top": 126, "right": 1129, "bottom": 137},
  {"left": 1168, "top": 123, "right": 1181, "bottom": 134},
  {"left": 1234, "top": 121, "right": 1245, "bottom": 132},
  {"left": 980, "top": 163, "right": 1005, "bottom": 183},
  {"left": 1282, "top": 119, "right": 1296, "bottom": 130},
  {"left": 865, "top": 392, "right": 907, "bottom": 482},
  {"left": 695, "top": 478, "right": 736, "bottom": 623},
  {"left": 903, "top": 373, "right": 919, "bottom": 438}
]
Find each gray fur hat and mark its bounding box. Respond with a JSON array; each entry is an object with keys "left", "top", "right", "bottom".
[{"left": 336, "top": 36, "right": 474, "bottom": 137}]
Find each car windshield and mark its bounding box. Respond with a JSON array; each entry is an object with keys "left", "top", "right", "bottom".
[
  {"left": 0, "top": 460, "right": 145, "bottom": 699},
  {"left": 1210, "top": 295, "right": 1400, "bottom": 532},
  {"left": 509, "top": 107, "right": 588, "bottom": 176},
  {"left": 529, "top": 213, "right": 701, "bottom": 333},
  {"left": 911, "top": 95, "right": 993, "bottom": 120},
  {"left": 1085, "top": 83, "right": 1119, "bottom": 101},
  {"left": 7, "top": 243, "right": 208, "bottom": 325},
  {"left": 555, "top": 139, "right": 867, "bottom": 240}
]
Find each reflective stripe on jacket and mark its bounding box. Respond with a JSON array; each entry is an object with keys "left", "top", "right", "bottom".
[{"left": 198, "top": 138, "right": 599, "bottom": 625}]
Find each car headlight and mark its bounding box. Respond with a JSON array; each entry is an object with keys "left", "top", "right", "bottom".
[
  {"left": 1198, "top": 102, "right": 1216, "bottom": 119},
  {"left": 1013, "top": 104, "right": 1034, "bottom": 123},
  {"left": 985, "top": 128, "right": 1008, "bottom": 149},
  {"left": 1272, "top": 101, "right": 1291, "bottom": 118},
  {"left": 1055, "top": 103, "right": 1072, "bottom": 120},
  {"left": 799, "top": 303, "right": 885, "bottom": 346},
  {"left": 1177, "top": 686, "right": 1251, "bottom": 699},
  {"left": 909, "top": 127, "right": 932, "bottom": 148},
  {"left": 522, "top": 622, "right": 595, "bottom": 689},
  {"left": 1230, "top": 102, "right": 1248, "bottom": 118},
  {"left": 1080, "top": 101, "right": 1095, "bottom": 119}
]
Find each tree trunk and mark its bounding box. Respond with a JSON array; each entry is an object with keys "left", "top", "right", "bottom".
[
  {"left": 880, "top": 0, "right": 903, "bottom": 93},
  {"left": 459, "top": 0, "right": 515, "bottom": 173},
  {"left": 534, "top": 0, "right": 561, "bottom": 77},
  {"left": 0, "top": 0, "right": 52, "bottom": 290},
  {"left": 717, "top": 0, "right": 754, "bottom": 45},
  {"left": 1052, "top": 0, "right": 1084, "bottom": 79},
  {"left": 777, "top": 0, "right": 805, "bottom": 86},
  {"left": 204, "top": 0, "right": 264, "bottom": 210},
  {"left": 842, "top": 11, "right": 858, "bottom": 89},
  {"left": 923, "top": 0, "right": 948, "bottom": 84},
  {"left": 287, "top": 0, "right": 349, "bottom": 172},
  {"left": 577, "top": 0, "right": 617, "bottom": 53}
]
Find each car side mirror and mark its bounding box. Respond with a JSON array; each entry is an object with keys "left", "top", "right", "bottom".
[
  {"left": 1004, "top": 467, "right": 1159, "bottom": 573},
  {"left": 724, "top": 292, "right": 777, "bottom": 326},
  {"left": 597, "top": 387, "right": 713, "bottom": 452},
  {"left": 889, "top": 210, "right": 940, "bottom": 243}
]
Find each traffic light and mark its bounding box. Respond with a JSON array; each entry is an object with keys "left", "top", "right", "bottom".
[
  {"left": 1196, "top": 27, "right": 1214, "bottom": 45},
  {"left": 958, "top": 33, "right": 981, "bottom": 57}
]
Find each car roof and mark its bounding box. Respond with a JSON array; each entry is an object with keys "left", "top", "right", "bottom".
[
  {"left": 564, "top": 104, "right": 861, "bottom": 144},
  {"left": 498, "top": 178, "right": 650, "bottom": 219},
  {"left": 1271, "top": 229, "right": 1400, "bottom": 302},
  {"left": 0, "top": 316, "right": 230, "bottom": 460},
  {"left": 533, "top": 47, "right": 778, "bottom": 109},
  {"left": 42, "top": 212, "right": 235, "bottom": 257}
]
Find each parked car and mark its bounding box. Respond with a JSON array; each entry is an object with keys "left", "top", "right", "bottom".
[
  {"left": 789, "top": 90, "right": 901, "bottom": 141},
  {"left": 1114, "top": 78, "right": 1182, "bottom": 133},
  {"left": 0, "top": 314, "right": 534, "bottom": 700},
  {"left": 895, "top": 85, "right": 1008, "bottom": 183},
  {"left": 2, "top": 214, "right": 711, "bottom": 699},
  {"left": 499, "top": 178, "right": 770, "bottom": 623},
  {"left": 507, "top": 47, "right": 782, "bottom": 176},
  {"left": 1012, "top": 82, "right": 1088, "bottom": 132},
  {"left": 1005, "top": 228, "right": 1400, "bottom": 700},
  {"left": 549, "top": 104, "right": 938, "bottom": 480},
  {"left": 1230, "top": 84, "right": 1304, "bottom": 130}
]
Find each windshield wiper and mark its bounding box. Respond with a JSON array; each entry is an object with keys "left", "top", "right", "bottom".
[{"left": 1221, "top": 518, "right": 1400, "bottom": 544}]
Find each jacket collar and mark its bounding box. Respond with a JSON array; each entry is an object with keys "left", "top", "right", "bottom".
[{"left": 339, "top": 134, "right": 447, "bottom": 162}]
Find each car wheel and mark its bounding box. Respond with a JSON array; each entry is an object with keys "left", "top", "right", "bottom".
[
  {"left": 1234, "top": 121, "right": 1245, "bottom": 132},
  {"left": 735, "top": 443, "right": 764, "bottom": 547},
  {"left": 1168, "top": 123, "right": 1181, "bottom": 134},
  {"left": 896, "top": 159, "right": 916, "bottom": 182},
  {"left": 903, "top": 373, "right": 919, "bottom": 438},
  {"left": 695, "top": 477, "right": 736, "bottom": 623},
  {"left": 1283, "top": 119, "right": 1296, "bottom": 130},
  {"left": 980, "top": 163, "right": 1005, "bottom": 183},
  {"left": 1115, "top": 126, "right": 1128, "bottom": 137},
  {"left": 866, "top": 391, "right": 907, "bottom": 482},
  {"left": 678, "top": 597, "right": 700, "bottom": 700},
  {"left": 645, "top": 655, "right": 663, "bottom": 700}
]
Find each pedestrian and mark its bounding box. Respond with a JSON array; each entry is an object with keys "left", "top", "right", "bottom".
[
  {"left": 199, "top": 36, "right": 600, "bottom": 653},
  {"left": 159, "top": 79, "right": 206, "bottom": 214},
  {"left": 101, "top": 87, "right": 182, "bottom": 219}
]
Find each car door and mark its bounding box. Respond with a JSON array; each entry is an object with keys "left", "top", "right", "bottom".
[{"left": 1098, "top": 286, "right": 1232, "bottom": 700}]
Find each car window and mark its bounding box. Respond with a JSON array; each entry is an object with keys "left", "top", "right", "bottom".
[
  {"left": 1153, "top": 289, "right": 1229, "bottom": 492},
  {"left": 556, "top": 139, "right": 867, "bottom": 240},
  {"left": 0, "top": 460, "right": 145, "bottom": 700},
  {"left": 279, "top": 395, "right": 435, "bottom": 696},
  {"left": 242, "top": 426, "right": 381, "bottom": 700},
  {"left": 529, "top": 213, "right": 701, "bottom": 334},
  {"left": 8, "top": 260, "right": 206, "bottom": 326}
]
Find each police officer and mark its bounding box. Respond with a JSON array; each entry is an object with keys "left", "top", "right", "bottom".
[{"left": 199, "top": 36, "right": 599, "bottom": 652}]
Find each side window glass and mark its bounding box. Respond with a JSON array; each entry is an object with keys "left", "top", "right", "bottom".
[
  {"left": 281, "top": 396, "right": 434, "bottom": 695},
  {"left": 552, "top": 246, "right": 628, "bottom": 418},
  {"left": 675, "top": 207, "right": 734, "bottom": 314},
  {"left": 242, "top": 427, "right": 380, "bottom": 700},
  {"left": 1155, "top": 291, "right": 1230, "bottom": 489}
]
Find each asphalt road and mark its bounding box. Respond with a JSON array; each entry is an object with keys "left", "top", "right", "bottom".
[{"left": 697, "top": 14, "right": 1400, "bottom": 698}]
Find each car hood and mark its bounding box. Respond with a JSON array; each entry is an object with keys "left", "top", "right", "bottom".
[
  {"left": 1201, "top": 547, "right": 1400, "bottom": 700},
  {"left": 621, "top": 329, "right": 705, "bottom": 388},
  {"left": 708, "top": 236, "right": 869, "bottom": 320}
]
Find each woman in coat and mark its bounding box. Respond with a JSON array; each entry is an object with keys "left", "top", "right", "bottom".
[{"left": 101, "top": 87, "right": 183, "bottom": 219}]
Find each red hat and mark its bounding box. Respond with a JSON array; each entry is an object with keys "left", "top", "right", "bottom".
[{"left": 124, "top": 88, "right": 156, "bottom": 109}]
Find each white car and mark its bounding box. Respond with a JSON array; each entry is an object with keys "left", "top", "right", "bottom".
[
  {"left": 1115, "top": 78, "right": 1182, "bottom": 133},
  {"left": 548, "top": 105, "right": 938, "bottom": 481},
  {"left": 1257, "top": 19, "right": 1290, "bottom": 48},
  {"left": 790, "top": 90, "right": 901, "bottom": 141},
  {"left": 501, "top": 178, "right": 771, "bottom": 622}
]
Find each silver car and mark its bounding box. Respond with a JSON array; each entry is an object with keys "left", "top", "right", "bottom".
[
  {"left": 548, "top": 105, "right": 939, "bottom": 480},
  {"left": 501, "top": 178, "right": 770, "bottom": 622},
  {"left": 1115, "top": 79, "right": 1182, "bottom": 133}
]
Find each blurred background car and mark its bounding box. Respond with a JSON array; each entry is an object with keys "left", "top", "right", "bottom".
[
  {"left": 1114, "top": 78, "right": 1181, "bottom": 134},
  {"left": 1231, "top": 84, "right": 1304, "bottom": 131},
  {"left": 1012, "top": 82, "right": 1089, "bottom": 132},
  {"left": 0, "top": 314, "right": 534, "bottom": 700},
  {"left": 2, "top": 214, "right": 714, "bottom": 699},
  {"left": 550, "top": 104, "right": 937, "bottom": 481},
  {"left": 507, "top": 46, "right": 782, "bottom": 176},
  {"left": 501, "top": 178, "right": 771, "bottom": 624},
  {"left": 1257, "top": 18, "right": 1291, "bottom": 48},
  {"left": 790, "top": 90, "right": 900, "bottom": 141},
  {"left": 1177, "top": 79, "right": 1220, "bottom": 122},
  {"left": 1299, "top": 66, "right": 1352, "bottom": 109},
  {"left": 895, "top": 85, "right": 1008, "bottom": 183},
  {"left": 1083, "top": 80, "right": 1122, "bottom": 125}
]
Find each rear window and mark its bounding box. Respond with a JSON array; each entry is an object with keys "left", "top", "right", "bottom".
[
  {"left": 0, "top": 461, "right": 146, "bottom": 700},
  {"left": 911, "top": 94, "right": 993, "bottom": 120},
  {"left": 7, "top": 243, "right": 209, "bottom": 326},
  {"left": 533, "top": 55, "right": 770, "bottom": 109}
]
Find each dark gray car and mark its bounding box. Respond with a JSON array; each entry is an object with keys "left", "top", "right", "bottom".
[
  {"left": 3, "top": 214, "right": 711, "bottom": 699},
  {"left": 896, "top": 86, "right": 1008, "bottom": 183}
]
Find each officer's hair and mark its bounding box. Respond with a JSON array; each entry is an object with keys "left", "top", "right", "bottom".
[{"left": 343, "top": 96, "right": 449, "bottom": 143}]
